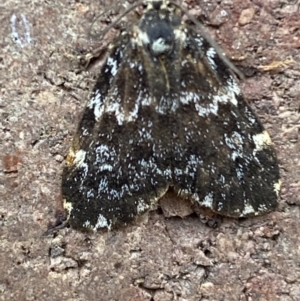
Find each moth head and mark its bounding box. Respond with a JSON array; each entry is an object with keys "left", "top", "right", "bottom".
[
  {"left": 144, "top": 0, "right": 172, "bottom": 10},
  {"left": 138, "top": 0, "right": 181, "bottom": 56}
]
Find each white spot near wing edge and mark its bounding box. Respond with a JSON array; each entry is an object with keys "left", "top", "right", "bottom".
[
  {"left": 274, "top": 180, "right": 281, "bottom": 197},
  {"left": 107, "top": 56, "right": 118, "bottom": 76},
  {"left": 93, "top": 214, "right": 111, "bottom": 231},
  {"left": 253, "top": 131, "right": 272, "bottom": 152},
  {"left": 206, "top": 47, "right": 217, "bottom": 70},
  {"left": 202, "top": 192, "right": 214, "bottom": 208},
  {"left": 242, "top": 203, "right": 255, "bottom": 215},
  {"left": 136, "top": 199, "right": 150, "bottom": 214},
  {"left": 73, "top": 150, "right": 87, "bottom": 167},
  {"left": 63, "top": 199, "right": 73, "bottom": 216}
]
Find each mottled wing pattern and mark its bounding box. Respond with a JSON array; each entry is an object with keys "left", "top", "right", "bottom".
[
  {"left": 62, "top": 32, "right": 173, "bottom": 230},
  {"left": 169, "top": 31, "right": 280, "bottom": 217},
  {"left": 61, "top": 1, "right": 280, "bottom": 231}
]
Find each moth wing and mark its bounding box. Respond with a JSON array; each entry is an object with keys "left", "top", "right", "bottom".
[
  {"left": 171, "top": 32, "right": 280, "bottom": 217},
  {"left": 62, "top": 34, "right": 171, "bottom": 231}
]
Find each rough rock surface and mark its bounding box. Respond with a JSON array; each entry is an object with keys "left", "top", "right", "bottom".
[{"left": 1, "top": 0, "right": 300, "bottom": 300}]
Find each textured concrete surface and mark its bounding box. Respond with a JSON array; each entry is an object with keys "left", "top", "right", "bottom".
[{"left": 1, "top": 0, "right": 300, "bottom": 300}]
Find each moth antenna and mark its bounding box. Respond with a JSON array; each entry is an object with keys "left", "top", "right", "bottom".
[
  {"left": 89, "top": 1, "right": 144, "bottom": 39},
  {"left": 170, "top": 1, "right": 245, "bottom": 80}
]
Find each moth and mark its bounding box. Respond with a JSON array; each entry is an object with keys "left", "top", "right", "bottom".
[{"left": 61, "top": 0, "right": 281, "bottom": 231}]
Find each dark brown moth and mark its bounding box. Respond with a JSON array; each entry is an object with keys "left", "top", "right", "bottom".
[{"left": 61, "top": 0, "right": 280, "bottom": 231}]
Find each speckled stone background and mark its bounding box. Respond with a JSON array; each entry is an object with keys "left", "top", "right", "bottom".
[{"left": 1, "top": 0, "right": 300, "bottom": 300}]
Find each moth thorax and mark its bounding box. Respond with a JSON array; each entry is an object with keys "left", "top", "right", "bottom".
[{"left": 146, "top": 19, "right": 175, "bottom": 56}]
